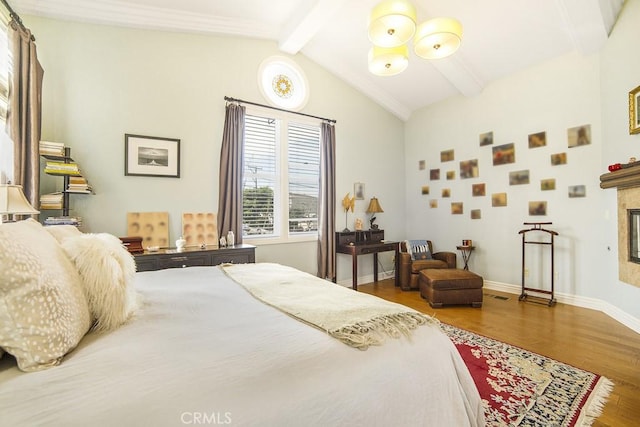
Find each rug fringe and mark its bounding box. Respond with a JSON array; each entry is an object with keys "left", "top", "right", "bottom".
[{"left": 576, "top": 377, "right": 614, "bottom": 427}]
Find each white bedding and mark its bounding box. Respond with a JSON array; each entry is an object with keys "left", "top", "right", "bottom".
[{"left": 0, "top": 265, "right": 484, "bottom": 427}]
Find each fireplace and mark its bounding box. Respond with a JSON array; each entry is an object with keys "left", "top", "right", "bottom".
[{"left": 617, "top": 188, "right": 640, "bottom": 287}]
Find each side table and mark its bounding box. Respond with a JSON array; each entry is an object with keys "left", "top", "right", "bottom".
[{"left": 456, "top": 245, "right": 475, "bottom": 270}]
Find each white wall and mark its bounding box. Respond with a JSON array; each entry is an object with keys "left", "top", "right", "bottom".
[
  {"left": 404, "top": 1, "right": 640, "bottom": 326},
  {"left": 599, "top": 0, "right": 640, "bottom": 319},
  {"left": 28, "top": 16, "right": 404, "bottom": 280}
]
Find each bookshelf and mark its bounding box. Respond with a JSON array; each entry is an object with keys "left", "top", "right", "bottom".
[{"left": 40, "top": 145, "right": 93, "bottom": 225}]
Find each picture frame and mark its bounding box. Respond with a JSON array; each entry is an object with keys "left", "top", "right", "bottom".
[
  {"left": 630, "top": 85, "right": 640, "bottom": 134},
  {"left": 354, "top": 182, "right": 365, "bottom": 200},
  {"left": 125, "top": 134, "right": 181, "bottom": 178}
]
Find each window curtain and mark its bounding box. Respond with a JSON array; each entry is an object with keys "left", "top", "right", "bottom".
[
  {"left": 217, "top": 102, "right": 245, "bottom": 245},
  {"left": 7, "top": 21, "right": 43, "bottom": 207},
  {"left": 317, "top": 122, "right": 336, "bottom": 279}
]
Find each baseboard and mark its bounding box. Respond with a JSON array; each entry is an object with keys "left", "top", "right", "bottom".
[
  {"left": 336, "top": 271, "right": 395, "bottom": 288},
  {"left": 484, "top": 280, "right": 640, "bottom": 335}
]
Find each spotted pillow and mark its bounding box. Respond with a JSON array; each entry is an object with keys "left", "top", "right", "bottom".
[{"left": 0, "top": 219, "right": 91, "bottom": 371}]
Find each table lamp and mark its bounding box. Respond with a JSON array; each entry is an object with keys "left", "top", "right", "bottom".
[
  {"left": 366, "top": 196, "right": 384, "bottom": 230},
  {"left": 0, "top": 183, "right": 40, "bottom": 222}
]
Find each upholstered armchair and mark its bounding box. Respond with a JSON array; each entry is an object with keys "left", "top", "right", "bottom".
[{"left": 399, "top": 240, "right": 456, "bottom": 291}]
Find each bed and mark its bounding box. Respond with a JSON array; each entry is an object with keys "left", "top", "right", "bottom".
[{"left": 0, "top": 220, "right": 484, "bottom": 426}]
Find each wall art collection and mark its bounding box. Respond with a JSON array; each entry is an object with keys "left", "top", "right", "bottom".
[{"left": 420, "top": 124, "right": 591, "bottom": 218}]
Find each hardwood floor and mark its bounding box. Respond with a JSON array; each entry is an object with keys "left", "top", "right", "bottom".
[{"left": 359, "top": 279, "right": 640, "bottom": 427}]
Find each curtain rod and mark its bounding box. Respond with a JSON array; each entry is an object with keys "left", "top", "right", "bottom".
[
  {"left": 0, "top": 0, "right": 29, "bottom": 34},
  {"left": 224, "top": 96, "right": 336, "bottom": 124}
]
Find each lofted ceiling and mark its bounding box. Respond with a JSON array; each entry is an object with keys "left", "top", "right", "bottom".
[{"left": 10, "top": 0, "right": 625, "bottom": 121}]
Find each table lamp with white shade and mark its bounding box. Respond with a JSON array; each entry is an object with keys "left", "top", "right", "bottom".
[{"left": 0, "top": 183, "right": 39, "bottom": 222}]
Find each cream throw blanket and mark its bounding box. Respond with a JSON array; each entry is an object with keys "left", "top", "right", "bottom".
[{"left": 220, "top": 263, "right": 436, "bottom": 350}]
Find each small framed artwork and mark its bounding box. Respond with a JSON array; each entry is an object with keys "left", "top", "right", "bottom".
[
  {"left": 470, "top": 209, "right": 481, "bottom": 219},
  {"left": 567, "top": 124, "right": 591, "bottom": 147},
  {"left": 509, "top": 169, "right": 530, "bottom": 185},
  {"left": 528, "top": 131, "right": 546, "bottom": 148},
  {"left": 472, "top": 183, "right": 486, "bottom": 196},
  {"left": 451, "top": 202, "right": 463, "bottom": 215},
  {"left": 479, "top": 131, "right": 493, "bottom": 146},
  {"left": 419, "top": 160, "right": 426, "bottom": 170},
  {"left": 568, "top": 185, "right": 586, "bottom": 198},
  {"left": 492, "top": 143, "right": 515, "bottom": 165},
  {"left": 125, "top": 134, "right": 181, "bottom": 178},
  {"left": 441, "top": 149, "right": 455, "bottom": 162},
  {"left": 429, "top": 199, "right": 438, "bottom": 208},
  {"left": 421, "top": 185, "right": 430, "bottom": 195},
  {"left": 630, "top": 85, "right": 640, "bottom": 134},
  {"left": 442, "top": 188, "right": 451, "bottom": 198},
  {"left": 354, "top": 182, "right": 365, "bottom": 200},
  {"left": 541, "top": 179, "right": 556, "bottom": 191},
  {"left": 430, "top": 169, "right": 440, "bottom": 180},
  {"left": 529, "top": 201, "right": 547, "bottom": 216},
  {"left": 446, "top": 170, "right": 456, "bottom": 180},
  {"left": 460, "top": 159, "right": 479, "bottom": 179},
  {"left": 551, "top": 152, "right": 567, "bottom": 165},
  {"left": 492, "top": 192, "right": 507, "bottom": 207}
]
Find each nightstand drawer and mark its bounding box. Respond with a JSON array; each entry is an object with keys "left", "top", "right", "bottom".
[
  {"left": 159, "top": 253, "right": 210, "bottom": 269},
  {"left": 135, "top": 257, "right": 159, "bottom": 272}
]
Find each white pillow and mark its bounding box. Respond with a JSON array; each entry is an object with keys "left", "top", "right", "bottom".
[
  {"left": 44, "top": 224, "right": 83, "bottom": 243},
  {"left": 61, "top": 233, "right": 139, "bottom": 332},
  {"left": 0, "top": 219, "right": 92, "bottom": 372}
]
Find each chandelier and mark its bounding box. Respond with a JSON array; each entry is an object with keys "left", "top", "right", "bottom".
[{"left": 367, "top": 0, "right": 463, "bottom": 76}]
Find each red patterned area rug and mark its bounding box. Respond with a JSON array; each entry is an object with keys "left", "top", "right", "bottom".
[{"left": 440, "top": 323, "right": 614, "bottom": 427}]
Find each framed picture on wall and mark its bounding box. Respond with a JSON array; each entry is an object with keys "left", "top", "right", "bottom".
[
  {"left": 354, "top": 182, "right": 365, "bottom": 200},
  {"left": 125, "top": 134, "right": 181, "bottom": 178},
  {"left": 630, "top": 85, "right": 640, "bottom": 134}
]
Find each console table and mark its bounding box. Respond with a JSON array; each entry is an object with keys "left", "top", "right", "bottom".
[
  {"left": 334, "top": 231, "right": 399, "bottom": 290},
  {"left": 133, "top": 244, "right": 255, "bottom": 272}
]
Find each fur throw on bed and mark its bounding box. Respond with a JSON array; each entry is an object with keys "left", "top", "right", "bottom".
[{"left": 61, "top": 233, "right": 139, "bottom": 332}]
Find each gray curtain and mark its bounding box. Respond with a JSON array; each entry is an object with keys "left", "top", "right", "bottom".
[
  {"left": 7, "top": 21, "right": 43, "bottom": 208},
  {"left": 217, "top": 103, "right": 245, "bottom": 244},
  {"left": 317, "top": 122, "right": 336, "bottom": 279}
]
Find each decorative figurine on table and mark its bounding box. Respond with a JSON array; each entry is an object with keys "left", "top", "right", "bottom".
[
  {"left": 341, "top": 192, "right": 355, "bottom": 232},
  {"left": 355, "top": 218, "right": 363, "bottom": 231}
]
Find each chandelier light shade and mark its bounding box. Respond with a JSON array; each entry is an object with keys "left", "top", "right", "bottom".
[
  {"left": 368, "top": 0, "right": 417, "bottom": 48},
  {"left": 368, "top": 45, "right": 409, "bottom": 76},
  {"left": 413, "top": 17, "right": 463, "bottom": 60},
  {"left": 0, "top": 184, "right": 39, "bottom": 222}
]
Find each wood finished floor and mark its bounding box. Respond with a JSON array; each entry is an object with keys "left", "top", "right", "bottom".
[{"left": 359, "top": 279, "right": 640, "bottom": 427}]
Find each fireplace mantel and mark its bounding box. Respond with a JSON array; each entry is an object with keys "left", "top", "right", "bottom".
[{"left": 600, "top": 164, "right": 640, "bottom": 189}]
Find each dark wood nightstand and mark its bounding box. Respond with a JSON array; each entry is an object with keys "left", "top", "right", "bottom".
[{"left": 133, "top": 244, "right": 255, "bottom": 272}]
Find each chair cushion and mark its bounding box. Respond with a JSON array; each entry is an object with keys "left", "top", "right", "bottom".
[
  {"left": 410, "top": 259, "right": 448, "bottom": 273},
  {"left": 404, "top": 239, "right": 433, "bottom": 261}
]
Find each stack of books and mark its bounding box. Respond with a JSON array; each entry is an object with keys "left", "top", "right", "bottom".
[
  {"left": 44, "top": 159, "right": 82, "bottom": 176},
  {"left": 43, "top": 216, "right": 82, "bottom": 227},
  {"left": 67, "top": 176, "right": 92, "bottom": 193},
  {"left": 39, "top": 192, "right": 64, "bottom": 210},
  {"left": 39, "top": 140, "right": 65, "bottom": 157}
]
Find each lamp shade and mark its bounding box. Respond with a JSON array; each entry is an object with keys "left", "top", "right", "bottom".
[
  {"left": 368, "top": 45, "right": 409, "bottom": 76},
  {"left": 414, "top": 17, "right": 463, "bottom": 59},
  {"left": 0, "top": 184, "right": 39, "bottom": 218},
  {"left": 368, "top": 0, "right": 417, "bottom": 48},
  {"left": 366, "top": 197, "right": 384, "bottom": 214}
]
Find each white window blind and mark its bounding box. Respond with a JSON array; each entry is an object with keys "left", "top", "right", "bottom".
[{"left": 242, "top": 113, "right": 320, "bottom": 240}]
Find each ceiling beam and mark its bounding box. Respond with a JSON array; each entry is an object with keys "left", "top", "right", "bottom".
[
  {"left": 555, "top": 0, "right": 623, "bottom": 54},
  {"left": 278, "top": 0, "right": 343, "bottom": 54},
  {"left": 429, "top": 53, "right": 485, "bottom": 99}
]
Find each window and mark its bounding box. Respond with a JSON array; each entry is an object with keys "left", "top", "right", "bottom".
[
  {"left": 242, "top": 112, "right": 320, "bottom": 242},
  {"left": 0, "top": 12, "right": 11, "bottom": 183}
]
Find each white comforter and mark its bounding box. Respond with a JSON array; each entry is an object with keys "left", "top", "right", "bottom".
[{"left": 0, "top": 265, "right": 484, "bottom": 427}]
